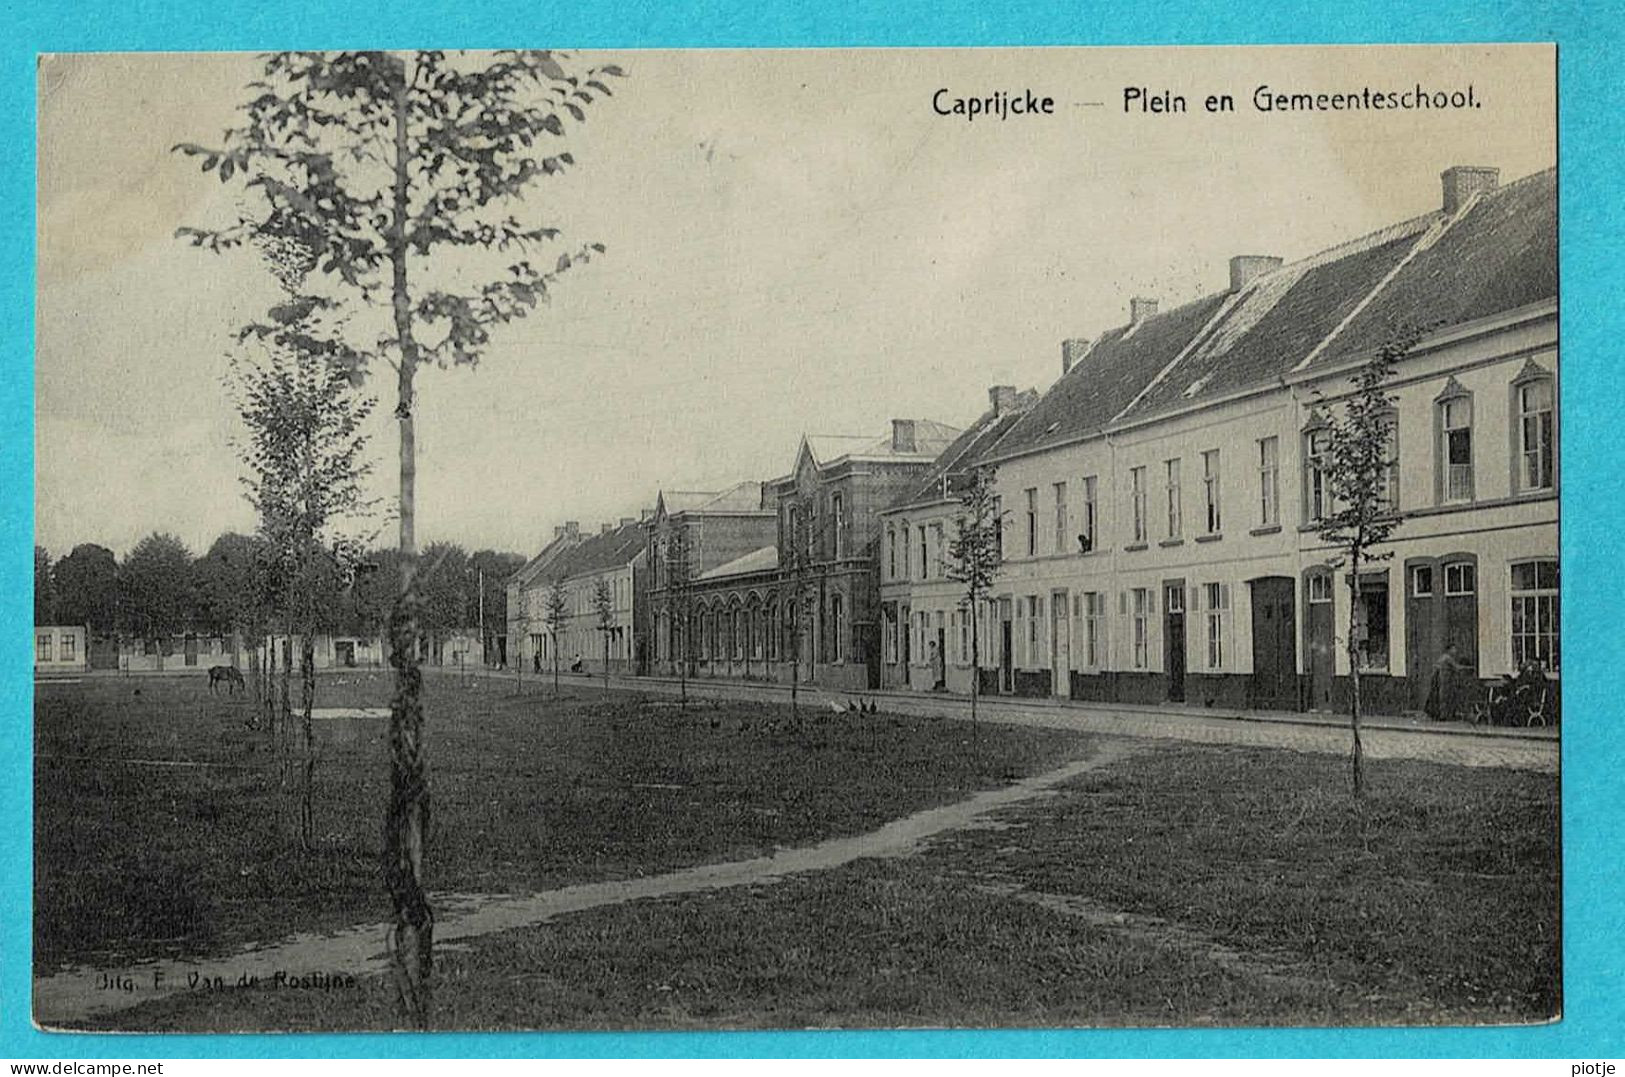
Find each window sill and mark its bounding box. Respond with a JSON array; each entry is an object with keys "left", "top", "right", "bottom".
[
  {"left": 1123, "top": 543, "right": 1149, "bottom": 553},
  {"left": 1158, "top": 538, "right": 1184, "bottom": 548},
  {"left": 1249, "top": 524, "right": 1283, "bottom": 536},
  {"left": 1195, "top": 533, "right": 1223, "bottom": 544}
]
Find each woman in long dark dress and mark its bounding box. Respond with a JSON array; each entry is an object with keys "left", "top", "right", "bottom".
[{"left": 1425, "top": 642, "right": 1467, "bottom": 721}]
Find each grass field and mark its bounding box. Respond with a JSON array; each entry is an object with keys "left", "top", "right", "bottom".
[
  {"left": 34, "top": 672, "right": 1088, "bottom": 973},
  {"left": 77, "top": 739, "right": 1559, "bottom": 1032}
]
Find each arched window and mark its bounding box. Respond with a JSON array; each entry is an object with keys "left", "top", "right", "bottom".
[
  {"left": 1301, "top": 411, "right": 1331, "bottom": 522},
  {"left": 1511, "top": 362, "right": 1556, "bottom": 494},
  {"left": 1434, "top": 378, "right": 1474, "bottom": 504}
]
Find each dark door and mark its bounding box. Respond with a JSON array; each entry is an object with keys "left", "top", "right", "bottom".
[
  {"left": 335, "top": 640, "right": 356, "bottom": 668},
  {"left": 1306, "top": 573, "right": 1335, "bottom": 710},
  {"left": 1249, "top": 577, "right": 1298, "bottom": 710},
  {"left": 1164, "top": 581, "right": 1186, "bottom": 702},
  {"left": 1443, "top": 561, "right": 1479, "bottom": 674},
  {"left": 935, "top": 627, "right": 946, "bottom": 688},
  {"left": 1405, "top": 562, "right": 1438, "bottom": 710}
]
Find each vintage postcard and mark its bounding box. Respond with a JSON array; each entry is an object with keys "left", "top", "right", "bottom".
[{"left": 34, "top": 44, "right": 1557, "bottom": 1033}]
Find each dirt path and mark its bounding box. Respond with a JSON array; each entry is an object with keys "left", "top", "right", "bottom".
[{"left": 35, "top": 742, "right": 1132, "bottom": 1027}]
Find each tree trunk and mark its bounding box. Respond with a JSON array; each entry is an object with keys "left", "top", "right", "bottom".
[
  {"left": 384, "top": 57, "right": 433, "bottom": 1031},
  {"left": 1347, "top": 547, "right": 1365, "bottom": 799},
  {"left": 300, "top": 623, "right": 316, "bottom": 852}
]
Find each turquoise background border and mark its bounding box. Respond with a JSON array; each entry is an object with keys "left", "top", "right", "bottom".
[{"left": 5, "top": 0, "right": 1621, "bottom": 1060}]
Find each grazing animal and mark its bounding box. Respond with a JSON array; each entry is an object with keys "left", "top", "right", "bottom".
[{"left": 208, "top": 665, "right": 245, "bottom": 696}]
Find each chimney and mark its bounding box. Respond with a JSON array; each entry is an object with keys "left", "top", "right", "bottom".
[
  {"left": 1060, "top": 339, "right": 1090, "bottom": 376},
  {"left": 1229, "top": 255, "right": 1283, "bottom": 292},
  {"left": 640, "top": 507, "right": 653, "bottom": 521},
  {"left": 600, "top": 522, "right": 613, "bottom": 534},
  {"left": 564, "top": 521, "right": 580, "bottom": 539},
  {"left": 1130, "top": 297, "right": 1158, "bottom": 325},
  {"left": 1441, "top": 165, "right": 1499, "bottom": 216},
  {"left": 619, "top": 516, "right": 635, "bottom": 528},
  {"left": 891, "top": 418, "right": 917, "bottom": 452},
  {"left": 988, "top": 385, "right": 1018, "bottom": 415},
  {"left": 553, "top": 525, "right": 565, "bottom": 540}
]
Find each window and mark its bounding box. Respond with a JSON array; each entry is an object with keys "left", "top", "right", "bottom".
[
  {"left": 1444, "top": 562, "right": 1476, "bottom": 595},
  {"left": 1308, "top": 573, "right": 1333, "bottom": 604},
  {"left": 1164, "top": 458, "right": 1182, "bottom": 539},
  {"left": 1510, "top": 560, "right": 1559, "bottom": 672},
  {"left": 991, "top": 496, "right": 1004, "bottom": 557},
  {"left": 956, "top": 608, "right": 969, "bottom": 664},
  {"left": 36, "top": 634, "right": 51, "bottom": 663},
  {"left": 1258, "top": 437, "right": 1279, "bottom": 527},
  {"left": 1053, "top": 482, "right": 1068, "bottom": 554},
  {"left": 831, "top": 594, "right": 845, "bottom": 663},
  {"left": 1202, "top": 449, "right": 1222, "bottom": 534},
  {"left": 1380, "top": 415, "right": 1400, "bottom": 511},
  {"left": 1131, "top": 589, "right": 1151, "bottom": 669},
  {"left": 918, "top": 526, "right": 928, "bottom": 581},
  {"left": 1516, "top": 376, "right": 1555, "bottom": 492},
  {"left": 932, "top": 523, "right": 945, "bottom": 576},
  {"left": 1204, "top": 582, "right": 1230, "bottom": 670},
  {"left": 883, "top": 609, "right": 897, "bottom": 664},
  {"left": 832, "top": 493, "right": 846, "bottom": 558},
  {"left": 887, "top": 526, "right": 896, "bottom": 579},
  {"left": 1304, "top": 422, "right": 1330, "bottom": 521},
  {"left": 1130, "top": 467, "right": 1148, "bottom": 544},
  {"left": 1080, "top": 475, "right": 1098, "bottom": 553},
  {"left": 1025, "top": 487, "right": 1038, "bottom": 556},
  {"left": 1029, "top": 596, "right": 1043, "bottom": 667},
  {"left": 62, "top": 633, "right": 77, "bottom": 661},
  {"left": 1439, "top": 393, "right": 1474, "bottom": 502},
  {"left": 1412, "top": 565, "right": 1434, "bottom": 597},
  {"left": 1082, "top": 592, "right": 1105, "bottom": 668}
]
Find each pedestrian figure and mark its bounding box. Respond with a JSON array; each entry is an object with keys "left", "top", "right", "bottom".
[{"left": 1425, "top": 641, "right": 1468, "bottom": 721}]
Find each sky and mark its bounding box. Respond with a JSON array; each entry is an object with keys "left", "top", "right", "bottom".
[{"left": 35, "top": 45, "right": 1555, "bottom": 560}]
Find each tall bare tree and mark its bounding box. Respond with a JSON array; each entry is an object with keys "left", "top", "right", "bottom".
[
  {"left": 592, "top": 576, "right": 616, "bottom": 693},
  {"left": 662, "top": 528, "right": 694, "bottom": 710},
  {"left": 176, "top": 50, "right": 622, "bottom": 1025},
  {"left": 1312, "top": 330, "right": 1416, "bottom": 798},
  {"left": 945, "top": 465, "right": 1004, "bottom": 748},
  {"left": 545, "top": 577, "right": 569, "bottom": 697}
]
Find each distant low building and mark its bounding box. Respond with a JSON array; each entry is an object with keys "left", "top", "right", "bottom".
[{"left": 34, "top": 625, "right": 88, "bottom": 674}]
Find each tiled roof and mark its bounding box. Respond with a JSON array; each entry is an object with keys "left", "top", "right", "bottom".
[
  {"left": 538, "top": 522, "right": 645, "bottom": 583},
  {"left": 890, "top": 397, "right": 1035, "bottom": 509},
  {"left": 1125, "top": 225, "right": 1429, "bottom": 418},
  {"left": 697, "top": 544, "right": 779, "bottom": 581},
  {"left": 992, "top": 294, "right": 1231, "bottom": 460},
  {"left": 509, "top": 533, "right": 578, "bottom": 590},
  {"left": 1312, "top": 167, "right": 1556, "bottom": 369}
]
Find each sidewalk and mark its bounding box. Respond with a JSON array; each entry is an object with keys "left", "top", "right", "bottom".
[
  {"left": 438, "top": 664, "right": 1559, "bottom": 743},
  {"left": 433, "top": 665, "right": 1560, "bottom": 773}
]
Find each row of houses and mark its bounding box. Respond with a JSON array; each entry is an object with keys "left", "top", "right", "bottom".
[{"left": 506, "top": 163, "right": 1558, "bottom": 717}]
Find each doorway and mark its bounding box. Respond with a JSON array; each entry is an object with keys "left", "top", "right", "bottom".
[
  {"left": 1163, "top": 580, "right": 1186, "bottom": 703},
  {"left": 1248, "top": 576, "right": 1298, "bottom": 710},
  {"left": 999, "top": 597, "right": 1014, "bottom": 694},
  {"left": 1305, "top": 570, "right": 1335, "bottom": 709},
  {"left": 1051, "top": 590, "right": 1071, "bottom": 699}
]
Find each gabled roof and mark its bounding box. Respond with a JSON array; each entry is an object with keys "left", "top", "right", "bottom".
[
  {"left": 888, "top": 394, "right": 1037, "bottom": 510},
  {"left": 537, "top": 521, "right": 645, "bottom": 584},
  {"left": 697, "top": 544, "right": 779, "bottom": 581},
  {"left": 1123, "top": 223, "right": 1431, "bottom": 419},
  {"left": 991, "top": 294, "right": 1231, "bottom": 460},
  {"left": 800, "top": 420, "right": 963, "bottom": 469},
  {"left": 509, "top": 532, "right": 580, "bottom": 591},
  {"left": 655, "top": 480, "right": 769, "bottom": 519},
  {"left": 1311, "top": 167, "right": 1556, "bottom": 369}
]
